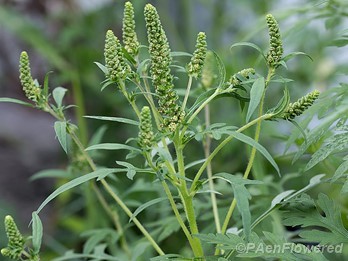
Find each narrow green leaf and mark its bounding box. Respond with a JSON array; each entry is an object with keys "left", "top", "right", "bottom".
[
  {"left": 268, "top": 87, "right": 290, "bottom": 117},
  {"left": 52, "top": 87, "right": 67, "bottom": 108},
  {"left": 31, "top": 211, "right": 43, "bottom": 254},
  {"left": 30, "top": 169, "right": 70, "bottom": 181},
  {"left": 54, "top": 121, "right": 68, "bottom": 154},
  {"left": 170, "top": 51, "right": 192, "bottom": 57},
  {"left": 212, "top": 51, "right": 226, "bottom": 88},
  {"left": 283, "top": 51, "right": 313, "bottom": 62},
  {"left": 130, "top": 197, "right": 169, "bottom": 222},
  {"left": 43, "top": 71, "right": 53, "bottom": 98},
  {"left": 85, "top": 143, "right": 141, "bottom": 153},
  {"left": 36, "top": 169, "right": 116, "bottom": 214},
  {"left": 94, "top": 62, "right": 108, "bottom": 75},
  {"left": 228, "top": 131, "right": 280, "bottom": 175},
  {"left": 0, "top": 97, "right": 33, "bottom": 107},
  {"left": 246, "top": 77, "right": 265, "bottom": 122},
  {"left": 230, "top": 42, "right": 267, "bottom": 61},
  {"left": 84, "top": 116, "right": 139, "bottom": 126}
]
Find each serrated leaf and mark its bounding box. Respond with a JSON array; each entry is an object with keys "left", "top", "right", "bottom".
[
  {"left": 246, "top": 77, "right": 265, "bottom": 122},
  {"left": 194, "top": 233, "right": 244, "bottom": 250},
  {"left": 305, "top": 132, "right": 348, "bottom": 171},
  {"left": 54, "top": 121, "right": 68, "bottom": 154},
  {"left": 130, "top": 197, "right": 169, "bottom": 223},
  {"left": 52, "top": 87, "right": 67, "bottom": 108},
  {"left": 36, "top": 168, "right": 117, "bottom": 214},
  {"left": 85, "top": 143, "right": 141, "bottom": 153},
  {"left": 283, "top": 193, "right": 348, "bottom": 245},
  {"left": 31, "top": 211, "right": 43, "bottom": 254},
  {"left": 84, "top": 115, "right": 139, "bottom": 126},
  {"left": 0, "top": 97, "right": 34, "bottom": 107}
]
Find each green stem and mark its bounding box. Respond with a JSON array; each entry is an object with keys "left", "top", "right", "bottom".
[
  {"left": 46, "top": 105, "right": 164, "bottom": 256},
  {"left": 217, "top": 68, "right": 275, "bottom": 255},
  {"left": 182, "top": 76, "right": 193, "bottom": 112},
  {"left": 204, "top": 104, "right": 221, "bottom": 233},
  {"left": 174, "top": 135, "right": 204, "bottom": 257},
  {"left": 71, "top": 71, "right": 88, "bottom": 146},
  {"left": 190, "top": 113, "right": 273, "bottom": 193}
]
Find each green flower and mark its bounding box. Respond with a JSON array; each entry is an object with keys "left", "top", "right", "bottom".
[
  {"left": 1, "top": 215, "right": 25, "bottom": 259},
  {"left": 282, "top": 90, "right": 320, "bottom": 120},
  {"left": 19, "top": 51, "right": 42, "bottom": 103},
  {"left": 144, "top": 4, "right": 184, "bottom": 131},
  {"left": 104, "top": 30, "right": 131, "bottom": 82},
  {"left": 122, "top": 1, "right": 139, "bottom": 57},
  {"left": 139, "top": 106, "right": 155, "bottom": 150},
  {"left": 188, "top": 32, "right": 207, "bottom": 78},
  {"left": 266, "top": 14, "right": 283, "bottom": 68}
]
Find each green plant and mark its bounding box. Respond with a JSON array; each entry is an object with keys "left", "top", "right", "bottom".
[{"left": 1, "top": 2, "right": 347, "bottom": 260}]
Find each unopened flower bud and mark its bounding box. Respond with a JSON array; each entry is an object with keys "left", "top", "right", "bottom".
[
  {"left": 282, "top": 90, "right": 320, "bottom": 120},
  {"left": 266, "top": 14, "right": 283, "bottom": 68},
  {"left": 188, "top": 32, "right": 207, "bottom": 78},
  {"left": 139, "top": 106, "right": 155, "bottom": 150},
  {"left": 122, "top": 2, "right": 139, "bottom": 57}
]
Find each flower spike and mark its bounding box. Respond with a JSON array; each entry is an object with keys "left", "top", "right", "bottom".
[
  {"left": 282, "top": 90, "right": 320, "bottom": 120},
  {"left": 139, "top": 106, "right": 155, "bottom": 150},
  {"left": 104, "top": 30, "right": 131, "bottom": 82},
  {"left": 188, "top": 32, "right": 207, "bottom": 78},
  {"left": 266, "top": 14, "right": 283, "bottom": 68},
  {"left": 122, "top": 1, "right": 139, "bottom": 57},
  {"left": 144, "top": 4, "right": 184, "bottom": 132},
  {"left": 19, "top": 51, "right": 42, "bottom": 103}
]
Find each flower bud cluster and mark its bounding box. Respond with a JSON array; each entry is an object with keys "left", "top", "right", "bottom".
[
  {"left": 144, "top": 4, "right": 184, "bottom": 131},
  {"left": 229, "top": 68, "right": 256, "bottom": 86},
  {"left": 139, "top": 106, "right": 155, "bottom": 150},
  {"left": 1, "top": 215, "right": 25, "bottom": 259},
  {"left": 122, "top": 2, "right": 139, "bottom": 57},
  {"left": 104, "top": 30, "right": 131, "bottom": 82},
  {"left": 282, "top": 90, "right": 320, "bottom": 120},
  {"left": 266, "top": 14, "right": 283, "bottom": 68},
  {"left": 19, "top": 51, "right": 42, "bottom": 103},
  {"left": 188, "top": 32, "right": 207, "bottom": 78}
]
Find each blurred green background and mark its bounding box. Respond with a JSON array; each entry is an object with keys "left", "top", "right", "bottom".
[{"left": 0, "top": 0, "right": 347, "bottom": 259}]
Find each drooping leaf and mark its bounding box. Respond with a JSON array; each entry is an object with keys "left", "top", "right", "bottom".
[
  {"left": 230, "top": 42, "right": 267, "bottom": 62},
  {"left": 0, "top": 97, "right": 33, "bottom": 107},
  {"left": 54, "top": 121, "right": 68, "bottom": 154},
  {"left": 227, "top": 131, "right": 280, "bottom": 176},
  {"left": 216, "top": 173, "right": 263, "bottom": 240},
  {"left": 94, "top": 62, "right": 109, "bottom": 75},
  {"left": 246, "top": 77, "right": 265, "bottom": 122},
  {"left": 84, "top": 115, "right": 139, "bottom": 126},
  {"left": 36, "top": 169, "right": 117, "bottom": 214},
  {"left": 85, "top": 143, "right": 141, "bottom": 153},
  {"left": 130, "top": 197, "right": 169, "bottom": 222},
  {"left": 30, "top": 169, "right": 70, "bottom": 181},
  {"left": 31, "top": 211, "right": 43, "bottom": 254}
]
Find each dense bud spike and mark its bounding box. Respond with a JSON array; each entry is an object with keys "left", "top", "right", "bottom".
[
  {"left": 282, "top": 90, "right": 320, "bottom": 120},
  {"left": 266, "top": 14, "right": 283, "bottom": 68},
  {"left": 228, "top": 68, "right": 256, "bottom": 86},
  {"left": 122, "top": 1, "right": 139, "bottom": 57},
  {"left": 139, "top": 106, "right": 155, "bottom": 150},
  {"left": 104, "top": 30, "right": 131, "bottom": 82},
  {"left": 144, "top": 4, "right": 184, "bottom": 131},
  {"left": 19, "top": 51, "right": 42, "bottom": 102},
  {"left": 188, "top": 32, "right": 207, "bottom": 78},
  {"left": 1, "top": 215, "right": 25, "bottom": 259}
]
